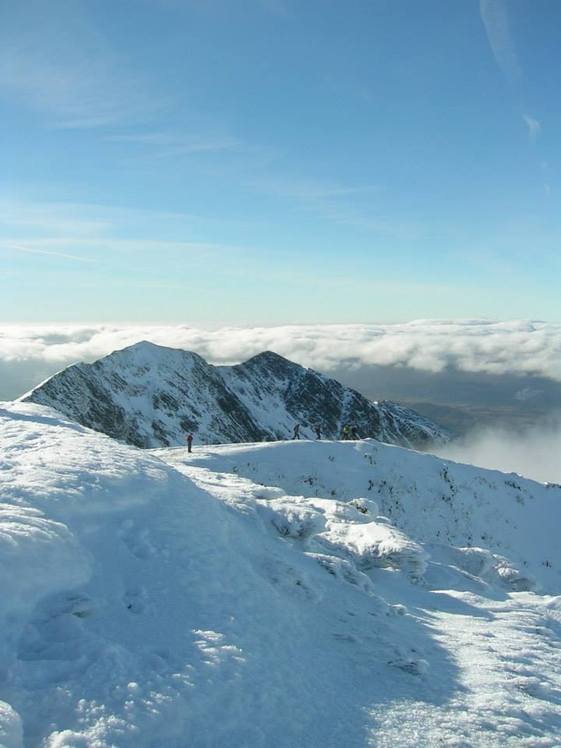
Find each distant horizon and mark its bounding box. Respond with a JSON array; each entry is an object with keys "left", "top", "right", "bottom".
[{"left": 2, "top": 315, "right": 560, "bottom": 325}]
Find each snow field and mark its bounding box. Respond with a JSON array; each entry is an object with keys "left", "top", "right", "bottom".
[
  {"left": 367, "top": 590, "right": 561, "bottom": 746},
  {"left": 0, "top": 403, "right": 441, "bottom": 746},
  {"left": 177, "top": 438, "right": 561, "bottom": 593},
  {"left": 161, "top": 441, "right": 561, "bottom": 745},
  {"left": 1, "top": 402, "right": 561, "bottom": 746}
]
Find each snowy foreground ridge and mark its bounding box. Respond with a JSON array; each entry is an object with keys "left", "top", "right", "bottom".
[{"left": 1, "top": 402, "right": 561, "bottom": 747}]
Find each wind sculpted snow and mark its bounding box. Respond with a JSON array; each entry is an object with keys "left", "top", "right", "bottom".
[{"left": 1, "top": 402, "right": 561, "bottom": 746}]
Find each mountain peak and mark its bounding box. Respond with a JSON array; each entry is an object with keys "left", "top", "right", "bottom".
[
  {"left": 113, "top": 340, "right": 185, "bottom": 357},
  {"left": 241, "top": 350, "right": 300, "bottom": 373},
  {"left": 245, "top": 350, "right": 291, "bottom": 363},
  {"left": 107, "top": 341, "right": 207, "bottom": 366},
  {"left": 22, "top": 346, "right": 448, "bottom": 448}
]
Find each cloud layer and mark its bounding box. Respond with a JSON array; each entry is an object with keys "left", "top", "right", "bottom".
[
  {"left": 435, "top": 415, "right": 561, "bottom": 484},
  {"left": 1, "top": 320, "right": 561, "bottom": 400}
]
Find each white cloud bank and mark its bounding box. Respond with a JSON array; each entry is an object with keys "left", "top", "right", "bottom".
[
  {"left": 434, "top": 415, "right": 561, "bottom": 484},
  {"left": 1, "top": 320, "right": 561, "bottom": 397}
]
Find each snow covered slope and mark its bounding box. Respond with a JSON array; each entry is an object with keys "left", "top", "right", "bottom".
[
  {"left": 21, "top": 342, "right": 447, "bottom": 448},
  {"left": 2, "top": 401, "right": 561, "bottom": 746},
  {"left": 173, "top": 439, "right": 561, "bottom": 594}
]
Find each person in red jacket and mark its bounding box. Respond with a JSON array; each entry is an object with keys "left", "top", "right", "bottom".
[{"left": 186, "top": 433, "right": 193, "bottom": 453}]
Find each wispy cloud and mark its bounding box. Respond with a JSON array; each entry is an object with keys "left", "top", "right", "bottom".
[
  {"left": 0, "top": 198, "right": 204, "bottom": 238},
  {"left": 479, "top": 0, "right": 522, "bottom": 84},
  {"left": 1, "top": 233, "right": 241, "bottom": 263},
  {"left": 104, "top": 131, "right": 247, "bottom": 159},
  {"left": 522, "top": 114, "right": 541, "bottom": 143},
  {"left": 250, "top": 176, "right": 371, "bottom": 201},
  {"left": 0, "top": 1, "right": 162, "bottom": 128},
  {"left": 106, "top": 132, "right": 238, "bottom": 148},
  {"left": 480, "top": 2, "right": 545, "bottom": 146},
  {"left": 248, "top": 175, "right": 418, "bottom": 239},
  {"left": 0, "top": 198, "right": 244, "bottom": 264},
  {"left": 0, "top": 199, "right": 112, "bottom": 236},
  {"left": 2, "top": 243, "right": 94, "bottom": 264}
]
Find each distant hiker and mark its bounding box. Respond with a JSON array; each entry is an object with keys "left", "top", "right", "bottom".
[
  {"left": 341, "top": 424, "right": 351, "bottom": 440},
  {"left": 351, "top": 425, "right": 359, "bottom": 440},
  {"left": 315, "top": 424, "right": 321, "bottom": 440},
  {"left": 186, "top": 433, "right": 193, "bottom": 453},
  {"left": 292, "top": 423, "right": 300, "bottom": 440}
]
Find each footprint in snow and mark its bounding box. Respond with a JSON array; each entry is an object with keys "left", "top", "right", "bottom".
[
  {"left": 119, "top": 520, "right": 157, "bottom": 560},
  {"left": 333, "top": 632, "right": 359, "bottom": 644},
  {"left": 17, "top": 593, "right": 95, "bottom": 665},
  {"left": 388, "top": 651, "right": 429, "bottom": 676}
]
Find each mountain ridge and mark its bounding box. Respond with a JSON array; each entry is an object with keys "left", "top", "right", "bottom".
[{"left": 21, "top": 341, "right": 449, "bottom": 449}]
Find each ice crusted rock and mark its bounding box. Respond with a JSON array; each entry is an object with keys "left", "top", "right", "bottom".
[
  {"left": 255, "top": 493, "right": 426, "bottom": 579},
  {"left": 349, "top": 497, "right": 379, "bottom": 515},
  {"left": 315, "top": 520, "right": 428, "bottom": 580},
  {"left": 189, "top": 439, "right": 561, "bottom": 593},
  {"left": 447, "top": 546, "right": 536, "bottom": 592},
  {"left": 259, "top": 500, "right": 322, "bottom": 540}
]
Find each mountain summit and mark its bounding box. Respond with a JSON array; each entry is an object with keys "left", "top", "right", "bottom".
[{"left": 21, "top": 342, "right": 448, "bottom": 448}]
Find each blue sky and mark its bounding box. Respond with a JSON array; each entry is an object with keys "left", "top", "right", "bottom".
[{"left": 1, "top": 0, "right": 560, "bottom": 323}]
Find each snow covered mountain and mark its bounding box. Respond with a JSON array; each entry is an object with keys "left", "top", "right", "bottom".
[
  {"left": 1, "top": 401, "right": 561, "bottom": 747},
  {"left": 21, "top": 341, "right": 448, "bottom": 448}
]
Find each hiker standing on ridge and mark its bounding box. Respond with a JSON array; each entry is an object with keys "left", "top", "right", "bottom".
[
  {"left": 292, "top": 423, "right": 301, "bottom": 440},
  {"left": 315, "top": 424, "right": 321, "bottom": 440},
  {"left": 341, "top": 424, "right": 351, "bottom": 440},
  {"left": 186, "top": 433, "right": 193, "bottom": 453},
  {"left": 351, "top": 425, "right": 359, "bottom": 440}
]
